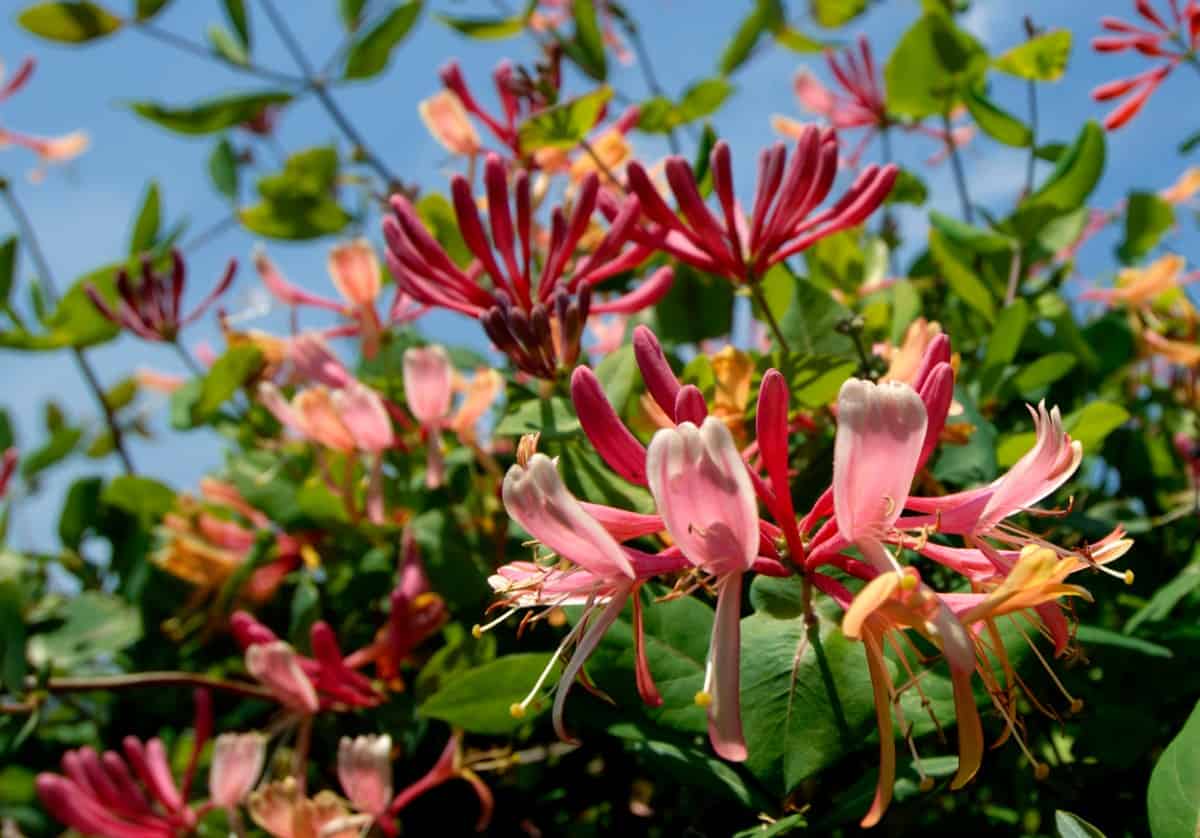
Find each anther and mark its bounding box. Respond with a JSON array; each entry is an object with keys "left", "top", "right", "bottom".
[{"left": 694, "top": 690, "right": 713, "bottom": 708}]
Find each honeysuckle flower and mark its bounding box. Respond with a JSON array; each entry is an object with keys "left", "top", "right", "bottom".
[
  {"left": 208, "top": 732, "right": 266, "bottom": 811},
  {"left": 248, "top": 779, "right": 359, "bottom": 838},
  {"left": 231, "top": 611, "right": 382, "bottom": 711},
  {"left": 388, "top": 732, "right": 493, "bottom": 832},
  {"left": 35, "top": 690, "right": 211, "bottom": 838},
  {"left": 254, "top": 241, "right": 424, "bottom": 359},
  {"left": 497, "top": 452, "right": 682, "bottom": 731},
  {"left": 531, "top": 0, "right": 633, "bottom": 64},
  {"left": 338, "top": 735, "right": 393, "bottom": 820},
  {"left": 0, "top": 448, "right": 15, "bottom": 499},
  {"left": 1142, "top": 327, "right": 1200, "bottom": 366},
  {"left": 1081, "top": 253, "right": 1198, "bottom": 310},
  {"left": 448, "top": 367, "right": 504, "bottom": 446},
  {"left": 85, "top": 251, "right": 236, "bottom": 343},
  {"left": 0, "top": 55, "right": 89, "bottom": 180},
  {"left": 404, "top": 345, "right": 454, "bottom": 487},
  {"left": 383, "top": 154, "right": 673, "bottom": 377},
  {"left": 709, "top": 346, "right": 755, "bottom": 434},
  {"left": 645, "top": 417, "right": 760, "bottom": 761},
  {"left": 1160, "top": 166, "right": 1200, "bottom": 204},
  {"left": 586, "top": 313, "right": 628, "bottom": 358},
  {"left": 259, "top": 378, "right": 395, "bottom": 455},
  {"left": 419, "top": 89, "right": 482, "bottom": 157},
  {"left": 624, "top": 129, "right": 896, "bottom": 285},
  {"left": 1092, "top": 0, "right": 1200, "bottom": 130}
]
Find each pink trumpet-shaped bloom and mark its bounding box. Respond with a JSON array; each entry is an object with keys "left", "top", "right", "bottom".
[
  {"left": 36, "top": 691, "right": 211, "bottom": 838},
  {"left": 328, "top": 239, "right": 383, "bottom": 308},
  {"left": 418, "top": 89, "right": 482, "bottom": 157},
  {"left": 645, "top": 417, "right": 759, "bottom": 761},
  {"left": 288, "top": 333, "right": 352, "bottom": 389},
  {"left": 259, "top": 378, "right": 394, "bottom": 454},
  {"left": 403, "top": 345, "right": 454, "bottom": 488},
  {"left": 388, "top": 733, "right": 493, "bottom": 831},
  {"left": 208, "top": 732, "right": 266, "bottom": 810},
  {"left": 1091, "top": 1, "right": 1200, "bottom": 130},
  {"left": 832, "top": 378, "right": 927, "bottom": 573},
  {"left": 625, "top": 129, "right": 896, "bottom": 285},
  {"left": 0, "top": 55, "right": 89, "bottom": 180},
  {"left": 338, "top": 734, "right": 393, "bottom": 818},
  {"left": 246, "top": 642, "right": 321, "bottom": 714}
]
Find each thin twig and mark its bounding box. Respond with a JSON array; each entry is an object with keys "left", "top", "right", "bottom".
[
  {"left": 747, "top": 275, "right": 792, "bottom": 366},
  {"left": 258, "top": 0, "right": 401, "bottom": 190},
  {"left": 942, "top": 111, "right": 974, "bottom": 224},
  {"left": 172, "top": 340, "right": 205, "bottom": 378},
  {"left": 0, "top": 181, "right": 135, "bottom": 474},
  {"left": 134, "top": 21, "right": 301, "bottom": 86},
  {"left": 26, "top": 671, "right": 274, "bottom": 701},
  {"left": 182, "top": 214, "right": 240, "bottom": 254}
]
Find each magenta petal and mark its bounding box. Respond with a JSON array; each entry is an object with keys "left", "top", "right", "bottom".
[
  {"left": 706, "top": 573, "right": 747, "bottom": 762},
  {"left": 915, "top": 363, "right": 954, "bottom": 470},
  {"left": 590, "top": 266, "right": 674, "bottom": 314},
  {"left": 632, "top": 325, "right": 681, "bottom": 416},
  {"left": 571, "top": 366, "right": 647, "bottom": 485},
  {"left": 553, "top": 591, "right": 628, "bottom": 742},
  {"left": 674, "top": 385, "right": 707, "bottom": 424}
]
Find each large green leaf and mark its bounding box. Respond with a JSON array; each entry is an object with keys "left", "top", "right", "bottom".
[
  {"left": 129, "top": 92, "right": 292, "bottom": 136},
  {"left": 240, "top": 146, "right": 350, "bottom": 240},
  {"left": 17, "top": 1, "right": 121, "bottom": 43},
  {"left": 419, "top": 652, "right": 558, "bottom": 734},
  {"left": 719, "top": 0, "right": 784, "bottom": 75},
  {"left": 964, "top": 87, "right": 1032, "bottom": 147},
  {"left": 494, "top": 397, "right": 581, "bottom": 439},
  {"left": 564, "top": 0, "right": 607, "bottom": 81},
  {"left": 1124, "top": 554, "right": 1200, "bottom": 634},
  {"left": 778, "top": 274, "right": 854, "bottom": 356},
  {"left": 884, "top": 12, "right": 987, "bottom": 118},
  {"left": 1118, "top": 191, "right": 1174, "bottom": 264},
  {"left": 27, "top": 592, "right": 142, "bottom": 671},
  {"left": 1147, "top": 700, "right": 1200, "bottom": 838},
  {"left": 929, "top": 230, "right": 996, "bottom": 322},
  {"left": 128, "top": 181, "right": 161, "bottom": 257},
  {"left": 102, "top": 475, "right": 176, "bottom": 528},
  {"left": 517, "top": 87, "right": 613, "bottom": 152},
  {"left": 344, "top": 2, "right": 423, "bottom": 80},
  {"left": 1023, "top": 121, "right": 1106, "bottom": 216},
  {"left": 196, "top": 345, "right": 263, "bottom": 422},
  {"left": 651, "top": 265, "right": 734, "bottom": 344},
  {"left": 995, "top": 30, "right": 1072, "bottom": 81}
]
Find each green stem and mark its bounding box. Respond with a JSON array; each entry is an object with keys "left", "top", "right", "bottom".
[
  {"left": 27, "top": 671, "right": 273, "bottom": 701},
  {"left": 747, "top": 276, "right": 790, "bottom": 360},
  {"left": 802, "top": 578, "right": 851, "bottom": 744},
  {"left": 134, "top": 21, "right": 301, "bottom": 86},
  {"left": 941, "top": 111, "right": 974, "bottom": 224}
]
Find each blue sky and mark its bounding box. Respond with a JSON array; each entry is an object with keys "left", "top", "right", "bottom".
[{"left": 1, "top": 0, "right": 1197, "bottom": 549}]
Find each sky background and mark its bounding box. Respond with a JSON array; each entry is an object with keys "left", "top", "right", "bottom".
[{"left": 1, "top": 0, "right": 1198, "bottom": 550}]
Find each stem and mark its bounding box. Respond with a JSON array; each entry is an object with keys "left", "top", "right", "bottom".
[
  {"left": 578, "top": 138, "right": 625, "bottom": 192},
  {"left": 0, "top": 182, "right": 135, "bottom": 474},
  {"left": 26, "top": 672, "right": 274, "bottom": 701},
  {"left": 258, "top": 0, "right": 401, "bottom": 190},
  {"left": 134, "top": 21, "right": 301, "bottom": 85},
  {"left": 172, "top": 340, "right": 205, "bottom": 378},
  {"left": 1004, "top": 245, "right": 1022, "bottom": 306},
  {"left": 1024, "top": 79, "right": 1038, "bottom": 198},
  {"left": 941, "top": 111, "right": 974, "bottom": 224},
  {"left": 878, "top": 124, "right": 899, "bottom": 276},
  {"left": 747, "top": 275, "right": 790, "bottom": 359},
  {"left": 182, "top": 214, "right": 240, "bottom": 254},
  {"left": 802, "top": 578, "right": 851, "bottom": 744},
  {"left": 623, "top": 20, "right": 680, "bottom": 156}
]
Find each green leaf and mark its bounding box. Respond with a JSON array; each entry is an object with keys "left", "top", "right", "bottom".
[
  {"left": 59, "top": 476, "right": 102, "bottom": 550},
  {"left": 494, "top": 397, "right": 581, "bottom": 439},
  {"left": 414, "top": 624, "right": 496, "bottom": 702},
  {"left": 1148, "top": 700, "right": 1200, "bottom": 838},
  {"left": 17, "top": 1, "right": 121, "bottom": 43},
  {"left": 1118, "top": 191, "right": 1174, "bottom": 264},
  {"left": 1011, "top": 352, "right": 1077, "bottom": 396},
  {"left": 595, "top": 345, "right": 637, "bottom": 411},
  {"left": 0, "top": 581, "right": 28, "bottom": 694},
  {"left": 640, "top": 79, "right": 735, "bottom": 134},
  {"left": 718, "top": 0, "right": 783, "bottom": 75},
  {"left": 1179, "top": 130, "right": 1200, "bottom": 154},
  {"left": 734, "top": 813, "right": 809, "bottom": 838},
  {"left": 567, "top": 0, "right": 607, "bottom": 81},
  {"left": 774, "top": 26, "right": 824, "bottom": 53},
  {"left": 651, "top": 265, "right": 734, "bottom": 343},
  {"left": 0, "top": 237, "right": 17, "bottom": 306},
  {"left": 128, "top": 181, "right": 161, "bottom": 257},
  {"left": 934, "top": 388, "right": 997, "bottom": 484},
  {"left": 435, "top": 3, "right": 531, "bottom": 40},
  {"left": 408, "top": 508, "right": 493, "bottom": 613},
  {"left": 288, "top": 574, "right": 321, "bottom": 644},
  {"left": 417, "top": 193, "right": 471, "bottom": 267},
  {"left": 517, "top": 87, "right": 612, "bottom": 152},
  {"left": 208, "top": 137, "right": 239, "bottom": 201},
  {"left": 207, "top": 24, "right": 248, "bottom": 66},
  {"left": 339, "top": 0, "right": 367, "bottom": 29},
  {"left": 28, "top": 592, "right": 142, "bottom": 670},
  {"left": 929, "top": 229, "right": 996, "bottom": 322},
  {"left": 102, "top": 475, "right": 176, "bottom": 528},
  {"left": 929, "top": 210, "right": 1017, "bottom": 254},
  {"left": 778, "top": 272, "right": 854, "bottom": 356},
  {"left": 810, "top": 0, "right": 866, "bottom": 27},
  {"left": 964, "top": 87, "right": 1032, "bottom": 147},
  {"left": 419, "top": 652, "right": 557, "bottom": 734},
  {"left": 1055, "top": 811, "right": 1106, "bottom": 838},
  {"left": 221, "top": 0, "right": 250, "bottom": 48},
  {"left": 980, "top": 300, "right": 1029, "bottom": 393},
  {"left": 885, "top": 169, "right": 928, "bottom": 206},
  {"left": 241, "top": 146, "right": 349, "bottom": 240},
  {"left": 995, "top": 30, "right": 1072, "bottom": 81},
  {"left": 239, "top": 200, "right": 350, "bottom": 240},
  {"left": 344, "top": 2, "right": 423, "bottom": 80},
  {"left": 1024, "top": 121, "right": 1106, "bottom": 215},
  {"left": 1066, "top": 401, "right": 1130, "bottom": 453},
  {"left": 1125, "top": 556, "right": 1200, "bottom": 633},
  {"left": 194, "top": 345, "right": 262, "bottom": 422},
  {"left": 135, "top": 0, "right": 171, "bottom": 21},
  {"left": 885, "top": 12, "right": 987, "bottom": 118},
  {"left": 129, "top": 92, "right": 292, "bottom": 136},
  {"left": 20, "top": 426, "right": 81, "bottom": 479},
  {"left": 1077, "top": 625, "right": 1172, "bottom": 659},
  {"left": 790, "top": 355, "right": 856, "bottom": 408},
  {"left": 741, "top": 612, "right": 876, "bottom": 793}
]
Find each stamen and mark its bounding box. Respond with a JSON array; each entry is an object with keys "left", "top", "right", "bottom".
[
  {"left": 1011, "top": 615, "right": 1082, "bottom": 712},
  {"left": 510, "top": 599, "right": 595, "bottom": 718},
  {"left": 473, "top": 606, "right": 520, "bottom": 638}
]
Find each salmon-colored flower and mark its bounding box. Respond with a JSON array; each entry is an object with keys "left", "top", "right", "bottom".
[
  {"left": 419, "top": 90, "right": 482, "bottom": 157},
  {"left": 209, "top": 732, "right": 266, "bottom": 811},
  {"left": 0, "top": 56, "right": 88, "bottom": 180},
  {"left": 404, "top": 345, "right": 453, "bottom": 488},
  {"left": 1082, "top": 253, "right": 1197, "bottom": 310},
  {"left": 259, "top": 378, "right": 394, "bottom": 454},
  {"left": 1160, "top": 167, "right": 1200, "bottom": 204},
  {"left": 1143, "top": 328, "right": 1200, "bottom": 366},
  {"left": 337, "top": 734, "right": 393, "bottom": 819},
  {"left": 248, "top": 779, "right": 360, "bottom": 838}
]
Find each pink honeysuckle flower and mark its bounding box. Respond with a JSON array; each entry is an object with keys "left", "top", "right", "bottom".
[
  {"left": 0, "top": 448, "right": 16, "bottom": 499},
  {"left": 0, "top": 55, "right": 89, "bottom": 181},
  {"left": 586, "top": 314, "right": 628, "bottom": 359},
  {"left": 248, "top": 778, "right": 360, "bottom": 838},
  {"left": 35, "top": 690, "right": 212, "bottom": 838},
  {"left": 258, "top": 377, "right": 394, "bottom": 455},
  {"left": 86, "top": 251, "right": 237, "bottom": 343},
  {"left": 498, "top": 453, "right": 684, "bottom": 730},
  {"left": 208, "top": 732, "right": 266, "bottom": 811},
  {"left": 231, "top": 612, "right": 382, "bottom": 711},
  {"left": 447, "top": 367, "right": 504, "bottom": 446},
  {"left": 254, "top": 241, "right": 424, "bottom": 359},
  {"left": 338, "top": 735, "right": 393, "bottom": 820},
  {"left": 623, "top": 128, "right": 896, "bottom": 285},
  {"left": 388, "top": 732, "right": 493, "bottom": 832},
  {"left": 383, "top": 153, "right": 673, "bottom": 378},
  {"left": 419, "top": 89, "right": 482, "bottom": 157},
  {"left": 403, "top": 345, "right": 454, "bottom": 488},
  {"left": 645, "top": 416, "right": 760, "bottom": 761},
  {"left": 1091, "top": 1, "right": 1200, "bottom": 130}
]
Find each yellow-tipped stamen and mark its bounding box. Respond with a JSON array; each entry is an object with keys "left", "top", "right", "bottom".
[
  {"left": 509, "top": 703, "right": 526, "bottom": 719},
  {"left": 473, "top": 606, "right": 520, "bottom": 638},
  {"left": 1010, "top": 615, "right": 1083, "bottom": 715},
  {"left": 694, "top": 690, "right": 713, "bottom": 708},
  {"left": 511, "top": 599, "right": 596, "bottom": 718}
]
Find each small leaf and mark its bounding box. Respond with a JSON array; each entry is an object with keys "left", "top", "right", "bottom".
[
  {"left": 102, "top": 475, "right": 176, "bottom": 528},
  {"left": 995, "top": 30, "right": 1072, "bottom": 81},
  {"left": 929, "top": 230, "right": 996, "bottom": 322},
  {"left": 1024, "top": 121, "right": 1106, "bottom": 215},
  {"left": 435, "top": 7, "right": 529, "bottom": 40},
  {"left": 1124, "top": 556, "right": 1200, "bottom": 633},
  {"left": 566, "top": 0, "right": 607, "bottom": 81},
  {"left": 1147, "top": 700, "right": 1200, "bottom": 838},
  {"left": 208, "top": 137, "right": 239, "bottom": 201},
  {"left": 1076, "top": 625, "right": 1172, "bottom": 659},
  {"left": 239, "top": 201, "right": 350, "bottom": 240},
  {"left": 1118, "top": 191, "right": 1174, "bottom": 264},
  {"left": 517, "top": 86, "right": 613, "bottom": 152},
  {"left": 419, "top": 653, "right": 558, "bottom": 734},
  {"left": 417, "top": 193, "right": 471, "bottom": 267},
  {"left": 344, "top": 2, "right": 423, "bottom": 80},
  {"left": 194, "top": 345, "right": 263, "bottom": 422},
  {"left": 885, "top": 169, "right": 928, "bottom": 206},
  {"left": 0, "top": 237, "right": 17, "bottom": 306},
  {"left": 128, "top": 181, "right": 161, "bottom": 257},
  {"left": 20, "top": 426, "right": 82, "bottom": 478},
  {"left": 135, "top": 0, "right": 171, "bottom": 21},
  {"left": 18, "top": 2, "right": 121, "bottom": 43},
  {"left": 494, "top": 397, "right": 581, "bottom": 439},
  {"left": 59, "top": 475, "right": 103, "bottom": 549},
  {"left": 207, "top": 24, "right": 249, "bottom": 66},
  {"left": 810, "top": 0, "right": 866, "bottom": 27},
  {"left": 651, "top": 265, "right": 734, "bottom": 343},
  {"left": 1055, "top": 811, "right": 1106, "bottom": 838},
  {"left": 774, "top": 26, "right": 824, "bottom": 53},
  {"left": 929, "top": 210, "right": 1017, "bottom": 254},
  {"left": 1065, "top": 401, "right": 1130, "bottom": 453},
  {"left": 129, "top": 91, "right": 292, "bottom": 136},
  {"left": 719, "top": 0, "right": 783, "bottom": 75},
  {"left": 980, "top": 299, "right": 1029, "bottom": 393},
  {"left": 1011, "top": 352, "right": 1077, "bottom": 395},
  {"left": 964, "top": 87, "right": 1032, "bottom": 147},
  {"left": 221, "top": 0, "right": 250, "bottom": 48},
  {"left": 27, "top": 592, "right": 142, "bottom": 671},
  {"left": 339, "top": 0, "right": 367, "bottom": 30},
  {"left": 0, "top": 581, "right": 27, "bottom": 694}
]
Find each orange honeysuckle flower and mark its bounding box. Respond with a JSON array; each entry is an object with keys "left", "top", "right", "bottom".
[
  {"left": 1082, "top": 253, "right": 1196, "bottom": 309},
  {"left": 1143, "top": 328, "right": 1200, "bottom": 367},
  {"left": 249, "top": 779, "right": 360, "bottom": 838},
  {"left": 418, "top": 89, "right": 482, "bottom": 157},
  {"left": 1160, "top": 167, "right": 1200, "bottom": 204}
]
